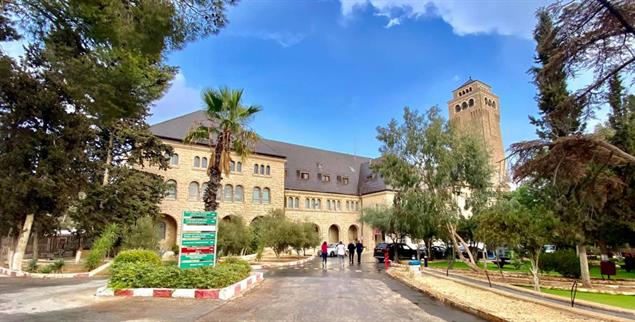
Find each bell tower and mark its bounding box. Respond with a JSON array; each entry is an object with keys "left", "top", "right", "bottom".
[{"left": 448, "top": 79, "right": 506, "bottom": 188}]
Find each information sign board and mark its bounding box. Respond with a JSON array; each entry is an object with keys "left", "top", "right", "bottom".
[{"left": 178, "top": 211, "right": 218, "bottom": 270}]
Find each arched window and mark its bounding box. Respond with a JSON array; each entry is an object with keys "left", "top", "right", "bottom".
[
  {"left": 254, "top": 164, "right": 259, "bottom": 174},
  {"left": 492, "top": 101, "right": 496, "bottom": 108},
  {"left": 294, "top": 197, "right": 299, "bottom": 208},
  {"left": 287, "top": 197, "right": 293, "bottom": 208},
  {"left": 316, "top": 198, "right": 321, "bottom": 209},
  {"left": 224, "top": 185, "right": 233, "bottom": 202},
  {"left": 235, "top": 185, "right": 244, "bottom": 202},
  {"left": 166, "top": 180, "right": 177, "bottom": 200},
  {"left": 188, "top": 182, "right": 200, "bottom": 201},
  {"left": 201, "top": 157, "right": 208, "bottom": 168},
  {"left": 468, "top": 98, "right": 474, "bottom": 107},
  {"left": 462, "top": 102, "right": 468, "bottom": 110},
  {"left": 194, "top": 156, "right": 200, "bottom": 168},
  {"left": 337, "top": 200, "right": 341, "bottom": 210},
  {"left": 157, "top": 221, "right": 166, "bottom": 240},
  {"left": 237, "top": 162, "right": 242, "bottom": 172},
  {"left": 305, "top": 198, "right": 310, "bottom": 209},
  {"left": 262, "top": 188, "right": 270, "bottom": 204},
  {"left": 230, "top": 161, "right": 236, "bottom": 172},
  {"left": 252, "top": 187, "right": 261, "bottom": 203},
  {"left": 266, "top": 165, "right": 270, "bottom": 175},
  {"left": 455, "top": 105, "right": 460, "bottom": 113},
  {"left": 216, "top": 184, "right": 222, "bottom": 201},
  {"left": 327, "top": 200, "right": 331, "bottom": 210},
  {"left": 260, "top": 164, "right": 265, "bottom": 175},
  {"left": 170, "top": 154, "right": 179, "bottom": 166},
  {"left": 346, "top": 201, "right": 350, "bottom": 210}
]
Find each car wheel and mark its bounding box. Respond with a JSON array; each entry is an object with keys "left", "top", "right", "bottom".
[{"left": 330, "top": 252, "right": 335, "bottom": 257}]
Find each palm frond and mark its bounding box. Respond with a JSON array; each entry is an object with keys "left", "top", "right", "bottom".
[{"left": 183, "top": 124, "right": 211, "bottom": 145}]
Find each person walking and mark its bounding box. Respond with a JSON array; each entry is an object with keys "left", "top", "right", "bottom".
[
  {"left": 355, "top": 239, "right": 364, "bottom": 265},
  {"left": 347, "top": 241, "right": 356, "bottom": 265},
  {"left": 336, "top": 241, "right": 346, "bottom": 268},
  {"left": 320, "top": 241, "right": 328, "bottom": 269}
]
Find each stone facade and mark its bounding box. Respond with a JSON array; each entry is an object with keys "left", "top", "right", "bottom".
[{"left": 447, "top": 80, "right": 507, "bottom": 187}]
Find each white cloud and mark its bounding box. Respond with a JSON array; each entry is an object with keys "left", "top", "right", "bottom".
[
  {"left": 386, "top": 18, "right": 401, "bottom": 28},
  {"left": 234, "top": 31, "right": 305, "bottom": 48},
  {"left": 339, "top": 0, "right": 553, "bottom": 39},
  {"left": 149, "top": 71, "right": 202, "bottom": 124}
]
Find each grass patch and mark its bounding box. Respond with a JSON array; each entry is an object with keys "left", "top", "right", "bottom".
[
  {"left": 427, "top": 260, "right": 635, "bottom": 280},
  {"left": 529, "top": 287, "right": 635, "bottom": 310}
]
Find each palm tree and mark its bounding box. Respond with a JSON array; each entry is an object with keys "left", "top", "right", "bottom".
[{"left": 184, "top": 87, "right": 261, "bottom": 211}]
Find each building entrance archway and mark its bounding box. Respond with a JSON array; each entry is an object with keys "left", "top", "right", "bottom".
[
  {"left": 328, "top": 225, "right": 339, "bottom": 243},
  {"left": 347, "top": 225, "right": 358, "bottom": 242}
]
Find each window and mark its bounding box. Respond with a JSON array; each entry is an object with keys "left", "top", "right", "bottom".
[
  {"left": 342, "top": 177, "right": 349, "bottom": 185},
  {"left": 327, "top": 200, "right": 331, "bottom": 210},
  {"left": 266, "top": 165, "right": 270, "bottom": 175},
  {"left": 170, "top": 154, "right": 179, "bottom": 166},
  {"left": 492, "top": 101, "right": 496, "bottom": 108},
  {"left": 316, "top": 199, "right": 321, "bottom": 209},
  {"left": 254, "top": 164, "right": 259, "bottom": 174},
  {"left": 188, "top": 182, "right": 200, "bottom": 201},
  {"left": 337, "top": 200, "right": 341, "bottom": 210},
  {"left": 262, "top": 188, "right": 270, "bottom": 204},
  {"left": 201, "top": 157, "right": 207, "bottom": 168},
  {"left": 455, "top": 105, "right": 460, "bottom": 113},
  {"left": 294, "top": 197, "right": 299, "bottom": 208},
  {"left": 260, "top": 165, "right": 265, "bottom": 175},
  {"left": 237, "top": 162, "right": 242, "bottom": 172},
  {"left": 462, "top": 102, "right": 468, "bottom": 110},
  {"left": 468, "top": 98, "right": 474, "bottom": 107},
  {"left": 322, "top": 175, "right": 330, "bottom": 182},
  {"left": 165, "top": 180, "right": 177, "bottom": 200},
  {"left": 157, "top": 221, "right": 166, "bottom": 240},
  {"left": 346, "top": 201, "right": 350, "bottom": 211},
  {"left": 194, "top": 156, "right": 200, "bottom": 168},
  {"left": 235, "top": 185, "right": 244, "bottom": 202},
  {"left": 305, "top": 198, "right": 310, "bottom": 209},
  {"left": 224, "top": 185, "right": 233, "bottom": 202},
  {"left": 300, "top": 172, "right": 309, "bottom": 180},
  {"left": 252, "top": 187, "right": 261, "bottom": 203},
  {"left": 230, "top": 161, "right": 236, "bottom": 172},
  {"left": 287, "top": 197, "right": 293, "bottom": 208}
]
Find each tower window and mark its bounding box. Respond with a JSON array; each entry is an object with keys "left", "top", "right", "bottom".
[
  {"left": 492, "top": 101, "right": 496, "bottom": 108},
  {"left": 455, "top": 105, "right": 460, "bottom": 113},
  {"left": 462, "top": 102, "right": 468, "bottom": 110},
  {"left": 468, "top": 98, "right": 474, "bottom": 107}
]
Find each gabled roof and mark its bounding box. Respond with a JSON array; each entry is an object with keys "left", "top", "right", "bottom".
[
  {"left": 150, "top": 111, "right": 389, "bottom": 196},
  {"left": 456, "top": 79, "right": 491, "bottom": 90}
]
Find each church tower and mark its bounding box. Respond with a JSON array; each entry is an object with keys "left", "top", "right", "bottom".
[{"left": 448, "top": 79, "right": 506, "bottom": 188}]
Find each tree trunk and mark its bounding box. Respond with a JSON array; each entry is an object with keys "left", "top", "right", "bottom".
[
  {"left": 448, "top": 224, "right": 479, "bottom": 271},
  {"left": 203, "top": 133, "right": 226, "bottom": 212},
  {"left": 425, "top": 238, "right": 432, "bottom": 261},
  {"left": 578, "top": 244, "right": 592, "bottom": 288},
  {"left": 102, "top": 134, "right": 113, "bottom": 186},
  {"left": 529, "top": 252, "right": 541, "bottom": 293},
  {"left": 32, "top": 229, "right": 39, "bottom": 261},
  {"left": 11, "top": 214, "right": 34, "bottom": 271}
]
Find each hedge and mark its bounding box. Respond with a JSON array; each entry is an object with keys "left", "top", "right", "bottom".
[
  {"left": 108, "top": 258, "right": 251, "bottom": 290},
  {"left": 85, "top": 224, "right": 118, "bottom": 271},
  {"left": 540, "top": 249, "right": 581, "bottom": 278},
  {"left": 114, "top": 249, "right": 161, "bottom": 266}
]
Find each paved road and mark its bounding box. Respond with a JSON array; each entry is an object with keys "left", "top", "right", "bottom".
[{"left": 0, "top": 256, "right": 480, "bottom": 321}]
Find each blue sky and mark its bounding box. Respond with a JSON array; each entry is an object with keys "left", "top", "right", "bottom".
[{"left": 150, "top": 0, "right": 599, "bottom": 158}]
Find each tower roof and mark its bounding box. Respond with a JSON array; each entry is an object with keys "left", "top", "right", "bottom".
[{"left": 455, "top": 79, "right": 491, "bottom": 90}]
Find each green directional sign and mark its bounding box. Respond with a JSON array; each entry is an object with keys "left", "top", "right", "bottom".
[
  {"left": 180, "top": 261, "right": 215, "bottom": 269},
  {"left": 184, "top": 211, "right": 217, "bottom": 218},
  {"left": 183, "top": 217, "right": 217, "bottom": 225},
  {"left": 181, "top": 254, "right": 215, "bottom": 262},
  {"left": 182, "top": 232, "right": 216, "bottom": 239},
  {"left": 181, "top": 239, "right": 215, "bottom": 246}
]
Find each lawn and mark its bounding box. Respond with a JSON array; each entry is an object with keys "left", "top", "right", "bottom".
[
  {"left": 426, "top": 260, "right": 635, "bottom": 280},
  {"left": 534, "top": 287, "right": 635, "bottom": 310}
]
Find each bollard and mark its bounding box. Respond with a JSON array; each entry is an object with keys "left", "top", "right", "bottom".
[{"left": 424, "top": 256, "right": 428, "bottom": 267}]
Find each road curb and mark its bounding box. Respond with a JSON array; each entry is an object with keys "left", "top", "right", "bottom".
[
  {"left": 95, "top": 272, "right": 264, "bottom": 300},
  {"left": 0, "top": 261, "right": 111, "bottom": 279}
]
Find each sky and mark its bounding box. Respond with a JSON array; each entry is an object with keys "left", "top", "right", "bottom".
[{"left": 11, "top": 0, "right": 605, "bottom": 159}]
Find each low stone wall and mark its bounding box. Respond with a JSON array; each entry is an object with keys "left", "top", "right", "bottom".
[
  {"left": 0, "top": 261, "right": 111, "bottom": 279},
  {"left": 95, "top": 272, "right": 264, "bottom": 300}
]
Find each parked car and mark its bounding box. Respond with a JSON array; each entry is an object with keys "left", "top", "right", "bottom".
[
  {"left": 318, "top": 243, "right": 339, "bottom": 257},
  {"left": 544, "top": 245, "right": 557, "bottom": 254},
  {"left": 373, "top": 243, "right": 418, "bottom": 262}
]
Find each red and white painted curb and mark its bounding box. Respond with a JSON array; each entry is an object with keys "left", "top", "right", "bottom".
[
  {"left": 251, "top": 256, "right": 315, "bottom": 270},
  {"left": 95, "top": 272, "right": 264, "bottom": 300},
  {"left": 0, "top": 261, "right": 111, "bottom": 279}
]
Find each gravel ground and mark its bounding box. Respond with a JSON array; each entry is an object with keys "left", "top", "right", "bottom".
[{"left": 391, "top": 269, "right": 597, "bottom": 322}]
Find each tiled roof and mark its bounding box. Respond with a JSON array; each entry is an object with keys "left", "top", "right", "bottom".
[
  {"left": 456, "top": 79, "right": 490, "bottom": 90},
  {"left": 150, "top": 111, "right": 389, "bottom": 196}
]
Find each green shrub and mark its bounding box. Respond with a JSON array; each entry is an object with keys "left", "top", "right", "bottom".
[
  {"left": 171, "top": 244, "right": 180, "bottom": 254},
  {"left": 85, "top": 224, "right": 118, "bottom": 271},
  {"left": 50, "top": 259, "right": 65, "bottom": 273},
  {"left": 108, "top": 259, "right": 251, "bottom": 290},
  {"left": 540, "top": 249, "right": 581, "bottom": 278},
  {"left": 121, "top": 217, "right": 159, "bottom": 251},
  {"left": 39, "top": 265, "right": 52, "bottom": 274},
  {"left": 114, "top": 249, "right": 161, "bottom": 266},
  {"left": 27, "top": 259, "right": 38, "bottom": 273},
  {"left": 217, "top": 217, "right": 252, "bottom": 256}
]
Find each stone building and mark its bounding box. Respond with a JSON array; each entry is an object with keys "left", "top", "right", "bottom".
[
  {"left": 146, "top": 111, "right": 394, "bottom": 251},
  {"left": 447, "top": 79, "right": 507, "bottom": 187},
  {"left": 147, "top": 79, "right": 505, "bottom": 251}
]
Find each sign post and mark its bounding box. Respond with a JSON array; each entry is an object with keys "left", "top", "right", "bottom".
[{"left": 178, "top": 211, "right": 218, "bottom": 269}]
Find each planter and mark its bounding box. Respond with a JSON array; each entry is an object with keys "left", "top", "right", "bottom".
[{"left": 96, "top": 272, "right": 264, "bottom": 300}]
